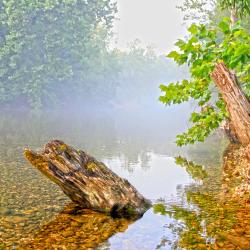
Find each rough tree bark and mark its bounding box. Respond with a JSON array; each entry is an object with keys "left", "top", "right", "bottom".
[
  {"left": 211, "top": 62, "right": 250, "bottom": 146},
  {"left": 24, "top": 140, "right": 151, "bottom": 218}
]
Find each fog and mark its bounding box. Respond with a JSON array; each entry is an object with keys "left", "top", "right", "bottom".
[
  {"left": 0, "top": 1, "right": 192, "bottom": 106},
  {"left": 113, "top": 0, "right": 187, "bottom": 53},
  {"left": 0, "top": 0, "right": 200, "bottom": 156},
  {"left": 0, "top": 0, "right": 199, "bottom": 159}
]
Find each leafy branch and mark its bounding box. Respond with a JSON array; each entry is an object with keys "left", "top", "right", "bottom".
[{"left": 160, "top": 19, "right": 250, "bottom": 145}]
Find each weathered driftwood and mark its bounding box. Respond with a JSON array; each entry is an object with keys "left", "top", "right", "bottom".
[
  {"left": 24, "top": 140, "right": 151, "bottom": 218},
  {"left": 211, "top": 62, "right": 250, "bottom": 146}
]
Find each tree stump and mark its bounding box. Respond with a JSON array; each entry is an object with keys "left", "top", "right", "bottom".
[
  {"left": 24, "top": 140, "right": 151, "bottom": 218},
  {"left": 211, "top": 62, "right": 250, "bottom": 146}
]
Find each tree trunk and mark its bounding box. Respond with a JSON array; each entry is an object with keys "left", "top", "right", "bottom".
[
  {"left": 24, "top": 140, "right": 151, "bottom": 218},
  {"left": 211, "top": 62, "right": 250, "bottom": 146},
  {"left": 230, "top": 5, "right": 238, "bottom": 25}
]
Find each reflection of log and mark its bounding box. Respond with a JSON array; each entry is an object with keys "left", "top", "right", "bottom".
[
  {"left": 19, "top": 203, "right": 134, "bottom": 249},
  {"left": 24, "top": 140, "right": 151, "bottom": 218}
]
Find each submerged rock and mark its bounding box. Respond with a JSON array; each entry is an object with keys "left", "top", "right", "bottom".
[{"left": 0, "top": 207, "right": 12, "bottom": 216}]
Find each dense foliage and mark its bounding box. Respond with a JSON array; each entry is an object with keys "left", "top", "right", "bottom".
[
  {"left": 219, "top": 0, "right": 250, "bottom": 17},
  {"left": 0, "top": 0, "right": 118, "bottom": 108},
  {"left": 160, "top": 19, "right": 250, "bottom": 146},
  {"left": 0, "top": 0, "right": 178, "bottom": 110}
]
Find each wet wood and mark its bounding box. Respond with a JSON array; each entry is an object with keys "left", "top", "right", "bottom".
[
  {"left": 24, "top": 140, "right": 151, "bottom": 218},
  {"left": 211, "top": 62, "right": 250, "bottom": 146}
]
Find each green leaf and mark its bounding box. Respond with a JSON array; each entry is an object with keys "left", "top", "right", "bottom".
[
  {"left": 218, "top": 20, "right": 230, "bottom": 34},
  {"left": 167, "top": 51, "right": 180, "bottom": 60},
  {"left": 188, "top": 24, "right": 198, "bottom": 35},
  {"left": 175, "top": 39, "right": 186, "bottom": 50}
]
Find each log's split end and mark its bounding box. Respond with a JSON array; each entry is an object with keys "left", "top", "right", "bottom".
[{"left": 24, "top": 140, "right": 151, "bottom": 219}]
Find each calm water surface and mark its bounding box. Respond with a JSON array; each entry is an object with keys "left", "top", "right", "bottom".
[{"left": 1, "top": 108, "right": 245, "bottom": 250}]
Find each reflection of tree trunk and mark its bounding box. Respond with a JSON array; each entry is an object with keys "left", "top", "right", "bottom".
[
  {"left": 19, "top": 203, "right": 134, "bottom": 249},
  {"left": 211, "top": 62, "right": 250, "bottom": 146},
  {"left": 24, "top": 140, "right": 151, "bottom": 218}
]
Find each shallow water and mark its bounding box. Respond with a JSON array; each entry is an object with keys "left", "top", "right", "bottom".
[{"left": 0, "top": 108, "right": 248, "bottom": 249}]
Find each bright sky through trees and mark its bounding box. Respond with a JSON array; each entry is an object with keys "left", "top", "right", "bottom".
[{"left": 112, "top": 0, "right": 187, "bottom": 53}]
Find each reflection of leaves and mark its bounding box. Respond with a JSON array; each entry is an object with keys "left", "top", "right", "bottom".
[
  {"left": 175, "top": 156, "right": 208, "bottom": 180},
  {"left": 154, "top": 202, "right": 206, "bottom": 248},
  {"left": 153, "top": 203, "right": 168, "bottom": 215},
  {"left": 187, "top": 192, "right": 237, "bottom": 233},
  {"left": 154, "top": 193, "right": 237, "bottom": 249},
  {"left": 156, "top": 237, "right": 170, "bottom": 249},
  {"left": 153, "top": 159, "right": 239, "bottom": 250}
]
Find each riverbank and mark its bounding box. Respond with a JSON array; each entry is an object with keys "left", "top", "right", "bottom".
[{"left": 222, "top": 144, "right": 250, "bottom": 201}]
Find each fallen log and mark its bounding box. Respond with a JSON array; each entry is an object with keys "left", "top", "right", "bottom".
[{"left": 24, "top": 140, "right": 151, "bottom": 218}]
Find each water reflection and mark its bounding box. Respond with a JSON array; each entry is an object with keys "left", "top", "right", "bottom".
[
  {"left": 19, "top": 203, "right": 133, "bottom": 249},
  {"left": 154, "top": 157, "right": 250, "bottom": 250},
  {"left": 174, "top": 157, "right": 207, "bottom": 181},
  {"left": 0, "top": 108, "right": 190, "bottom": 249},
  {"left": 1, "top": 108, "right": 248, "bottom": 249},
  {"left": 0, "top": 107, "right": 189, "bottom": 164}
]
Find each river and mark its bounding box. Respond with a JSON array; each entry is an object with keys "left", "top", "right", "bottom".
[{"left": 0, "top": 107, "right": 248, "bottom": 249}]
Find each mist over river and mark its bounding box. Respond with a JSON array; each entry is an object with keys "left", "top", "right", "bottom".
[{"left": 0, "top": 106, "right": 235, "bottom": 249}]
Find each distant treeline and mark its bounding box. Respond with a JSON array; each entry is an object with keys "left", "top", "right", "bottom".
[{"left": 0, "top": 0, "right": 185, "bottom": 109}]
